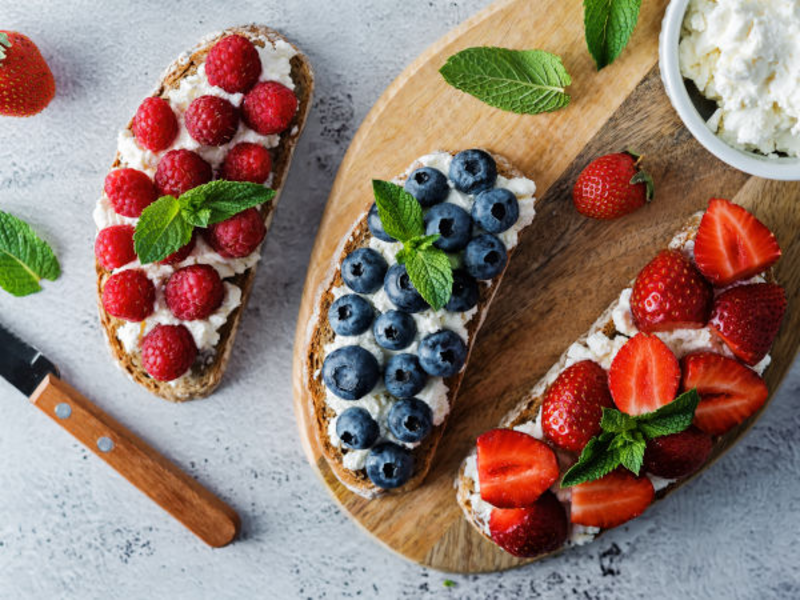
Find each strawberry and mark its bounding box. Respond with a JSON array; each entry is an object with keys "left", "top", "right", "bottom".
[
  {"left": 630, "top": 250, "right": 713, "bottom": 332},
  {"left": 542, "top": 360, "right": 614, "bottom": 453},
  {"left": 709, "top": 283, "right": 787, "bottom": 366},
  {"left": 476, "top": 429, "right": 560, "bottom": 509},
  {"left": 488, "top": 492, "right": 568, "bottom": 557},
  {"left": 608, "top": 333, "right": 681, "bottom": 416},
  {"left": 643, "top": 426, "right": 713, "bottom": 479},
  {"left": 570, "top": 469, "right": 655, "bottom": 529},
  {"left": 0, "top": 31, "right": 55, "bottom": 117},
  {"left": 694, "top": 198, "right": 781, "bottom": 286},
  {"left": 572, "top": 152, "right": 653, "bottom": 220},
  {"left": 682, "top": 352, "right": 769, "bottom": 435}
]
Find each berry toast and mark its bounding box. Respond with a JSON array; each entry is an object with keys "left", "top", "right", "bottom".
[
  {"left": 304, "top": 150, "right": 537, "bottom": 498},
  {"left": 456, "top": 200, "right": 786, "bottom": 558},
  {"left": 94, "top": 26, "right": 313, "bottom": 401}
]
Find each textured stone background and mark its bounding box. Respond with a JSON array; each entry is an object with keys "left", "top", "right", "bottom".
[{"left": 1, "top": 1, "right": 798, "bottom": 599}]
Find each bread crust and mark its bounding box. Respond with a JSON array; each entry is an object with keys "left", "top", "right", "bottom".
[
  {"left": 303, "top": 151, "right": 534, "bottom": 498},
  {"left": 96, "top": 25, "right": 314, "bottom": 402},
  {"left": 456, "top": 212, "right": 777, "bottom": 556}
]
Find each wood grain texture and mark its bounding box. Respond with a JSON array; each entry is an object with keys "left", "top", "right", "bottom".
[
  {"left": 291, "top": 0, "right": 800, "bottom": 572},
  {"left": 30, "top": 375, "right": 240, "bottom": 547}
]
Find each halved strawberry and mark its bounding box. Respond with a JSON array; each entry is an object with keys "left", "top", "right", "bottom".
[
  {"left": 570, "top": 469, "right": 655, "bottom": 529},
  {"left": 643, "top": 426, "right": 713, "bottom": 478},
  {"left": 542, "top": 360, "right": 614, "bottom": 453},
  {"left": 694, "top": 198, "right": 781, "bottom": 286},
  {"left": 476, "top": 429, "right": 560, "bottom": 508},
  {"left": 489, "top": 491, "right": 568, "bottom": 557},
  {"left": 682, "top": 352, "right": 769, "bottom": 435},
  {"left": 608, "top": 333, "right": 681, "bottom": 416},
  {"left": 709, "top": 283, "right": 787, "bottom": 365},
  {"left": 630, "top": 250, "right": 713, "bottom": 332}
]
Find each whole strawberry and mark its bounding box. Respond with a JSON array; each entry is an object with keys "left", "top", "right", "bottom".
[
  {"left": 573, "top": 151, "right": 653, "bottom": 220},
  {"left": 0, "top": 31, "right": 55, "bottom": 117}
]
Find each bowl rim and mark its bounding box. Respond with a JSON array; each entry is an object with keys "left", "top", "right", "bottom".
[{"left": 659, "top": 0, "right": 800, "bottom": 181}]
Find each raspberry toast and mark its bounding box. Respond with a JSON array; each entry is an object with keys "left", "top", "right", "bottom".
[
  {"left": 94, "top": 26, "right": 313, "bottom": 401},
  {"left": 456, "top": 201, "right": 785, "bottom": 558},
  {"left": 303, "top": 150, "right": 538, "bottom": 498}
]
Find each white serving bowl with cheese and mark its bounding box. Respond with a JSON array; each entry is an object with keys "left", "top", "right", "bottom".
[{"left": 659, "top": 0, "right": 800, "bottom": 180}]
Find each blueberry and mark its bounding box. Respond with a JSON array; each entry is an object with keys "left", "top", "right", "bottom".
[
  {"left": 365, "top": 442, "right": 415, "bottom": 489},
  {"left": 445, "top": 270, "right": 479, "bottom": 312},
  {"left": 328, "top": 294, "right": 374, "bottom": 336},
  {"left": 384, "top": 264, "right": 428, "bottom": 313},
  {"left": 384, "top": 353, "right": 428, "bottom": 398},
  {"left": 418, "top": 330, "right": 467, "bottom": 377},
  {"left": 341, "top": 248, "right": 387, "bottom": 294},
  {"left": 404, "top": 167, "right": 450, "bottom": 207},
  {"left": 388, "top": 398, "right": 433, "bottom": 444},
  {"left": 424, "top": 203, "right": 473, "bottom": 252},
  {"left": 373, "top": 310, "right": 417, "bottom": 351},
  {"left": 449, "top": 149, "right": 497, "bottom": 194},
  {"left": 322, "top": 345, "right": 380, "bottom": 400},
  {"left": 472, "top": 188, "right": 519, "bottom": 233},
  {"left": 335, "top": 407, "right": 379, "bottom": 450},
  {"left": 368, "top": 203, "right": 395, "bottom": 242},
  {"left": 464, "top": 234, "right": 507, "bottom": 280}
]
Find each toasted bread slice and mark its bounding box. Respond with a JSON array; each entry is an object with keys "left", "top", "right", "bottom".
[
  {"left": 303, "top": 151, "right": 537, "bottom": 498},
  {"left": 456, "top": 211, "right": 777, "bottom": 555},
  {"left": 96, "top": 25, "right": 313, "bottom": 402}
]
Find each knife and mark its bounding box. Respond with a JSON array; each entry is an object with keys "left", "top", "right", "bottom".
[{"left": 0, "top": 322, "right": 240, "bottom": 547}]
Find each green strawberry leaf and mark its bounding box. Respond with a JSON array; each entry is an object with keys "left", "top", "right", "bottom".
[
  {"left": 404, "top": 245, "right": 454, "bottom": 311},
  {"left": 583, "top": 0, "right": 642, "bottom": 70},
  {"left": 133, "top": 196, "right": 193, "bottom": 264},
  {"left": 0, "top": 211, "right": 60, "bottom": 297},
  {"left": 440, "top": 47, "right": 572, "bottom": 115},
  {"left": 372, "top": 180, "right": 424, "bottom": 242}
]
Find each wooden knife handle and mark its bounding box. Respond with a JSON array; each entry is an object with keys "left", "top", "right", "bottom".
[{"left": 29, "top": 374, "right": 240, "bottom": 547}]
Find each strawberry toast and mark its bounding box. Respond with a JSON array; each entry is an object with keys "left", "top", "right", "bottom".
[
  {"left": 456, "top": 199, "right": 786, "bottom": 557},
  {"left": 94, "top": 26, "right": 313, "bottom": 401},
  {"left": 304, "top": 150, "right": 537, "bottom": 497}
]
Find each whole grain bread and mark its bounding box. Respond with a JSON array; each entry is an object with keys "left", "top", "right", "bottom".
[
  {"left": 304, "top": 151, "right": 535, "bottom": 498},
  {"left": 96, "top": 25, "right": 314, "bottom": 402},
  {"left": 456, "top": 211, "right": 777, "bottom": 556}
]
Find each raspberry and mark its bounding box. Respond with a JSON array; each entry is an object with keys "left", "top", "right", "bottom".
[
  {"left": 95, "top": 225, "right": 136, "bottom": 270},
  {"left": 165, "top": 264, "right": 224, "bottom": 321},
  {"left": 242, "top": 81, "right": 297, "bottom": 135},
  {"left": 154, "top": 149, "right": 212, "bottom": 197},
  {"left": 184, "top": 95, "right": 239, "bottom": 146},
  {"left": 220, "top": 142, "right": 272, "bottom": 183},
  {"left": 133, "top": 97, "right": 178, "bottom": 152},
  {"left": 104, "top": 168, "right": 158, "bottom": 218},
  {"left": 206, "top": 208, "right": 266, "bottom": 258},
  {"left": 205, "top": 35, "right": 261, "bottom": 94},
  {"left": 141, "top": 324, "right": 197, "bottom": 381},
  {"left": 158, "top": 234, "right": 196, "bottom": 265},
  {"left": 102, "top": 269, "right": 155, "bottom": 322}
]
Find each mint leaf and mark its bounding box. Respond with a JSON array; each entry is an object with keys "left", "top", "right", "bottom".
[
  {"left": 133, "top": 196, "right": 193, "bottom": 264},
  {"left": 583, "top": 0, "right": 642, "bottom": 70},
  {"left": 372, "top": 180, "right": 424, "bottom": 242},
  {"left": 637, "top": 389, "right": 700, "bottom": 439},
  {"left": 600, "top": 407, "right": 637, "bottom": 433},
  {"left": 0, "top": 211, "right": 60, "bottom": 297},
  {"left": 561, "top": 432, "right": 621, "bottom": 488},
  {"left": 404, "top": 245, "right": 453, "bottom": 311},
  {"left": 612, "top": 430, "right": 646, "bottom": 475},
  {"left": 439, "top": 47, "right": 571, "bottom": 115},
  {"left": 180, "top": 180, "right": 273, "bottom": 226}
]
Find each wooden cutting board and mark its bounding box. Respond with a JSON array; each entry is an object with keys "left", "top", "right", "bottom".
[{"left": 291, "top": 0, "right": 800, "bottom": 573}]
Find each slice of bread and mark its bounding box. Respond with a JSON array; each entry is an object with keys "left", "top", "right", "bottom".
[
  {"left": 96, "top": 25, "right": 314, "bottom": 402},
  {"left": 456, "top": 211, "right": 776, "bottom": 556},
  {"left": 303, "top": 151, "right": 536, "bottom": 498}
]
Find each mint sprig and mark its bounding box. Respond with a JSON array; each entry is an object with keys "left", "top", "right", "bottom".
[
  {"left": 583, "top": 0, "right": 642, "bottom": 70},
  {"left": 134, "top": 181, "right": 274, "bottom": 264},
  {"left": 0, "top": 211, "right": 60, "bottom": 297},
  {"left": 372, "top": 180, "right": 453, "bottom": 311},
  {"left": 439, "top": 47, "right": 571, "bottom": 115},
  {"left": 561, "top": 389, "right": 700, "bottom": 487}
]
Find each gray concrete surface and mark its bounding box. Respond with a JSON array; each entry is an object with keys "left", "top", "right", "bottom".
[{"left": 1, "top": 1, "right": 798, "bottom": 598}]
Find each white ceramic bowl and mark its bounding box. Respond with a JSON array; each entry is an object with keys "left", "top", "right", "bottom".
[{"left": 659, "top": 0, "right": 800, "bottom": 181}]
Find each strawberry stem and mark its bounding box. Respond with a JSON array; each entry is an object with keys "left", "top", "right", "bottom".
[{"left": 0, "top": 32, "right": 9, "bottom": 62}]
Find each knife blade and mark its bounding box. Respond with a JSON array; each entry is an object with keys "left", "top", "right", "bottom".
[{"left": 0, "top": 321, "right": 240, "bottom": 547}]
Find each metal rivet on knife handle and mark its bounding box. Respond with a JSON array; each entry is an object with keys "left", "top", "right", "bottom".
[
  {"left": 54, "top": 403, "right": 72, "bottom": 419},
  {"left": 97, "top": 436, "right": 114, "bottom": 453}
]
